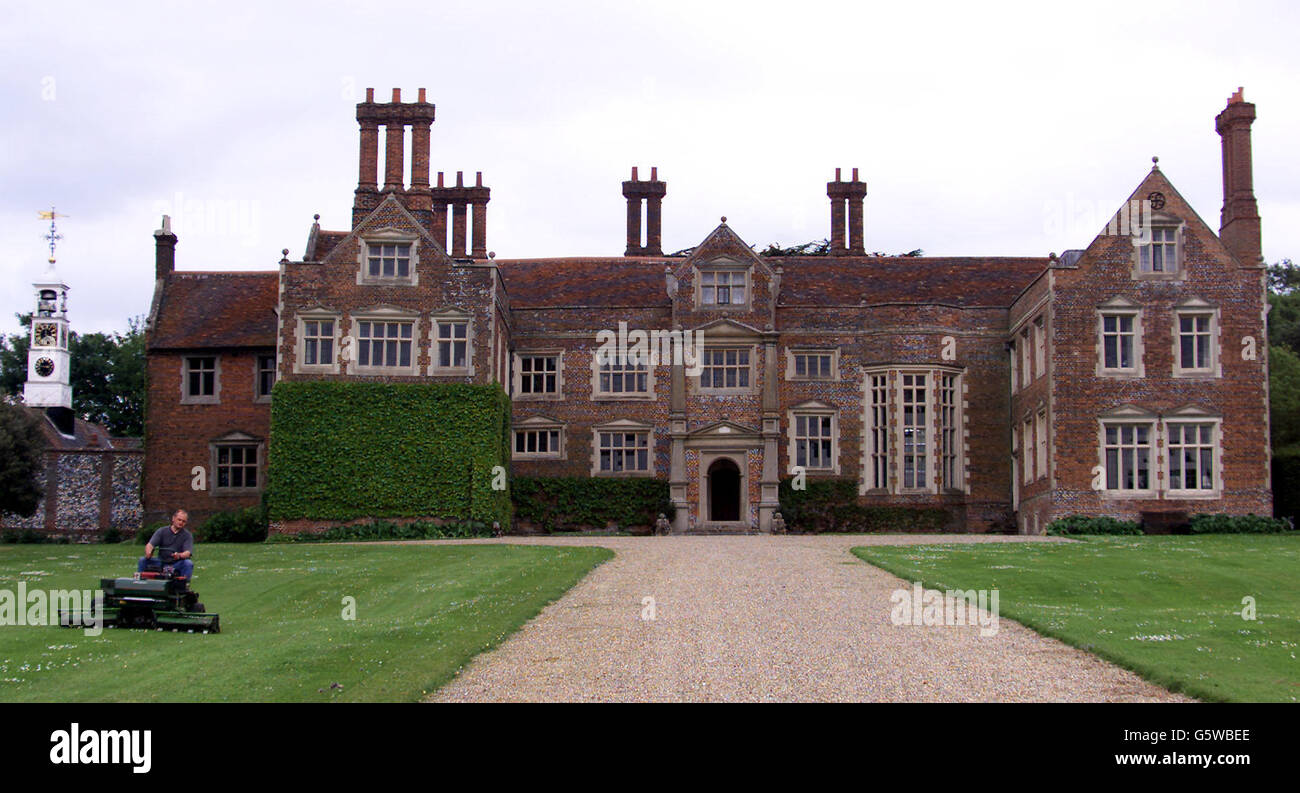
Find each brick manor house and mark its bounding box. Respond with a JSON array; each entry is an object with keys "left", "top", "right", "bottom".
[{"left": 143, "top": 87, "right": 1272, "bottom": 534}]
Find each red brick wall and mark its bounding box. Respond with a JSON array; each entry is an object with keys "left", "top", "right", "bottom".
[{"left": 142, "top": 349, "right": 271, "bottom": 528}]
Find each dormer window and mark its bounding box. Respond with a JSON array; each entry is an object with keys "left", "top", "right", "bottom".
[
  {"left": 1139, "top": 227, "right": 1177, "bottom": 273},
  {"left": 701, "top": 271, "right": 745, "bottom": 305},
  {"left": 1132, "top": 217, "right": 1183, "bottom": 279},
  {"left": 357, "top": 231, "right": 420, "bottom": 285},
  {"left": 368, "top": 243, "right": 411, "bottom": 278}
]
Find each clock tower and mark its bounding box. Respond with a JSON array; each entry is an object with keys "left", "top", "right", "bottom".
[{"left": 23, "top": 217, "right": 73, "bottom": 410}]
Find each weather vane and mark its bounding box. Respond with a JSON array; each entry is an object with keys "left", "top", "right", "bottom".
[{"left": 38, "top": 207, "right": 68, "bottom": 262}]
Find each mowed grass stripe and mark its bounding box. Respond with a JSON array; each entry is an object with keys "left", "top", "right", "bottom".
[
  {"left": 853, "top": 535, "right": 1300, "bottom": 703},
  {"left": 0, "top": 542, "right": 612, "bottom": 702}
]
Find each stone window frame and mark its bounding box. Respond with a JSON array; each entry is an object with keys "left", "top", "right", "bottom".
[
  {"left": 255, "top": 353, "right": 277, "bottom": 403},
  {"left": 862, "top": 371, "right": 891, "bottom": 494},
  {"left": 1097, "top": 407, "right": 1158, "bottom": 499},
  {"left": 1096, "top": 297, "right": 1145, "bottom": 378},
  {"left": 696, "top": 344, "right": 759, "bottom": 395},
  {"left": 350, "top": 308, "right": 421, "bottom": 376},
  {"left": 1009, "top": 336, "right": 1020, "bottom": 394},
  {"left": 859, "top": 365, "right": 964, "bottom": 496},
  {"left": 1035, "top": 408, "right": 1049, "bottom": 483},
  {"left": 590, "top": 350, "right": 656, "bottom": 402},
  {"left": 513, "top": 349, "right": 565, "bottom": 401},
  {"left": 938, "top": 371, "right": 963, "bottom": 492},
  {"left": 294, "top": 311, "right": 342, "bottom": 375},
  {"left": 1022, "top": 415, "right": 1035, "bottom": 484},
  {"left": 356, "top": 228, "right": 420, "bottom": 286},
  {"left": 209, "top": 431, "right": 264, "bottom": 497},
  {"left": 512, "top": 415, "right": 566, "bottom": 461},
  {"left": 1163, "top": 410, "right": 1224, "bottom": 499},
  {"left": 786, "top": 400, "right": 840, "bottom": 475},
  {"left": 694, "top": 258, "right": 752, "bottom": 311},
  {"left": 1033, "top": 314, "right": 1047, "bottom": 379},
  {"left": 1172, "top": 299, "right": 1222, "bottom": 379},
  {"left": 180, "top": 354, "right": 220, "bottom": 405},
  {"left": 1020, "top": 327, "right": 1033, "bottom": 383},
  {"left": 430, "top": 308, "right": 475, "bottom": 376},
  {"left": 590, "top": 419, "right": 656, "bottom": 477},
  {"left": 784, "top": 347, "right": 840, "bottom": 382},
  {"left": 1132, "top": 214, "right": 1186, "bottom": 280}
]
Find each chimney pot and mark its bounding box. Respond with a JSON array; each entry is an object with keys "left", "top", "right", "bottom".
[
  {"left": 437, "top": 172, "right": 444, "bottom": 188},
  {"left": 154, "top": 215, "right": 178, "bottom": 279},
  {"left": 852, "top": 167, "right": 859, "bottom": 181},
  {"left": 651, "top": 166, "right": 657, "bottom": 181},
  {"left": 476, "top": 171, "right": 482, "bottom": 187},
  {"left": 365, "top": 87, "right": 374, "bottom": 102},
  {"left": 631, "top": 166, "right": 639, "bottom": 181},
  {"left": 835, "top": 167, "right": 842, "bottom": 182},
  {"left": 418, "top": 87, "right": 426, "bottom": 102},
  {"left": 392, "top": 88, "right": 401, "bottom": 102},
  {"left": 456, "top": 171, "right": 464, "bottom": 187}
]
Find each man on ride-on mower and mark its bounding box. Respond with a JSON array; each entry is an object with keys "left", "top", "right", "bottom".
[{"left": 139, "top": 509, "right": 195, "bottom": 581}]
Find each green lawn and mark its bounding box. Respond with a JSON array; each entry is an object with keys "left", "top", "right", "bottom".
[
  {"left": 853, "top": 535, "right": 1300, "bottom": 703},
  {"left": 0, "top": 542, "right": 611, "bottom": 702}
]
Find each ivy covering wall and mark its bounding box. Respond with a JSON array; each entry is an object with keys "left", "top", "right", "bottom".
[
  {"left": 268, "top": 382, "right": 511, "bottom": 526},
  {"left": 778, "top": 478, "right": 952, "bottom": 533},
  {"left": 511, "top": 477, "right": 671, "bottom": 533}
]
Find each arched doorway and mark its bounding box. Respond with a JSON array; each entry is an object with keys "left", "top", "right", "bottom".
[{"left": 707, "top": 458, "right": 742, "bottom": 522}]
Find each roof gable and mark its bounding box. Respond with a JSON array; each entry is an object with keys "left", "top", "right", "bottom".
[
  {"left": 321, "top": 193, "right": 451, "bottom": 267},
  {"left": 676, "top": 221, "right": 771, "bottom": 280}
]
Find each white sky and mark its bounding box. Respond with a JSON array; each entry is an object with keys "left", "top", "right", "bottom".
[{"left": 2, "top": 0, "right": 1297, "bottom": 335}]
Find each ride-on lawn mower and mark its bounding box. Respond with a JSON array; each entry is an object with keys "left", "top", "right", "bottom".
[{"left": 59, "top": 565, "right": 220, "bottom": 634}]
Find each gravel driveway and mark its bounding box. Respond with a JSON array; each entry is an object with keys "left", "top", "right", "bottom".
[{"left": 424, "top": 535, "right": 1191, "bottom": 703}]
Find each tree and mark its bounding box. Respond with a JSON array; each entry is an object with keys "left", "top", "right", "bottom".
[
  {"left": 1270, "top": 345, "right": 1300, "bottom": 453},
  {"left": 0, "top": 314, "right": 146, "bottom": 437},
  {"left": 1268, "top": 260, "right": 1300, "bottom": 356},
  {"left": 0, "top": 402, "right": 45, "bottom": 518}
]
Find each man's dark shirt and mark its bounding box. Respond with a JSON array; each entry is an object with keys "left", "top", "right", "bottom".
[{"left": 148, "top": 527, "right": 194, "bottom": 561}]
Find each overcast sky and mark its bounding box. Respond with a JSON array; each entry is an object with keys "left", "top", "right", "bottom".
[{"left": 2, "top": 0, "right": 1297, "bottom": 336}]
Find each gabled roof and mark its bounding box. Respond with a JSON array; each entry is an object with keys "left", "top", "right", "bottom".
[
  {"left": 773, "top": 256, "right": 1050, "bottom": 307},
  {"left": 148, "top": 271, "right": 279, "bottom": 350},
  {"left": 321, "top": 193, "right": 452, "bottom": 267},
  {"left": 498, "top": 258, "right": 671, "bottom": 308}
]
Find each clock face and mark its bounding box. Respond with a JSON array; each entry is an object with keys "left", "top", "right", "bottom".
[
  {"left": 35, "top": 358, "right": 55, "bottom": 378},
  {"left": 34, "top": 323, "right": 58, "bottom": 346}
]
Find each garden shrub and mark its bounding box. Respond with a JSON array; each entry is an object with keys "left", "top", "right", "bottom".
[
  {"left": 511, "top": 477, "right": 672, "bottom": 533},
  {"left": 268, "top": 381, "right": 511, "bottom": 526},
  {"left": 1188, "top": 513, "right": 1291, "bottom": 534},
  {"left": 274, "top": 519, "right": 493, "bottom": 543},
  {"left": 1045, "top": 515, "right": 1142, "bottom": 536},
  {"left": 1272, "top": 450, "right": 1300, "bottom": 521},
  {"left": 196, "top": 504, "right": 269, "bottom": 543},
  {"left": 778, "top": 477, "right": 950, "bottom": 533}
]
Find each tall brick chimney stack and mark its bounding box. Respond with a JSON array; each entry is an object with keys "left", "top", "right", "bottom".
[
  {"left": 827, "top": 168, "right": 867, "bottom": 256},
  {"left": 154, "top": 215, "right": 177, "bottom": 280},
  {"left": 353, "top": 87, "right": 438, "bottom": 229},
  {"left": 1215, "top": 87, "right": 1262, "bottom": 266},
  {"left": 623, "top": 166, "right": 667, "bottom": 256}
]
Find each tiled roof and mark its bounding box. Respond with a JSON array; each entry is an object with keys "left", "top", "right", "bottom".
[
  {"left": 311, "top": 230, "right": 349, "bottom": 261},
  {"left": 498, "top": 258, "right": 671, "bottom": 308},
  {"left": 773, "top": 256, "right": 1050, "bottom": 307},
  {"left": 497, "top": 255, "right": 1049, "bottom": 309},
  {"left": 148, "top": 271, "right": 279, "bottom": 350}
]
